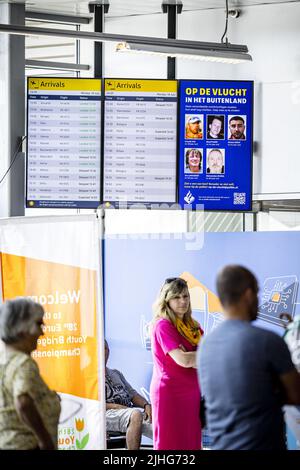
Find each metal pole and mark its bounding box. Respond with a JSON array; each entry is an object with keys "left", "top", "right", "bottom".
[
  {"left": 253, "top": 212, "right": 257, "bottom": 232},
  {"left": 0, "top": 3, "right": 25, "bottom": 217},
  {"left": 167, "top": 5, "right": 176, "bottom": 80},
  {"left": 25, "top": 59, "right": 90, "bottom": 71},
  {"left": 89, "top": 2, "right": 109, "bottom": 78},
  {"left": 162, "top": 2, "right": 182, "bottom": 80},
  {"left": 25, "top": 11, "right": 91, "bottom": 25},
  {"left": 94, "top": 5, "right": 104, "bottom": 78}
]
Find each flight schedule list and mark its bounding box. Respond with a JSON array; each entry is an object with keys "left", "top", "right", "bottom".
[
  {"left": 103, "top": 79, "right": 177, "bottom": 206},
  {"left": 26, "top": 78, "right": 101, "bottom": 208}
]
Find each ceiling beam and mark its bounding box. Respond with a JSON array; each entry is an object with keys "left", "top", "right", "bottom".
[
  {"left": 25, "top": 11, "right": 91, "bottom": 25},
  {"left": 25, "top": 59, "right": 90, "bottom": 71}
]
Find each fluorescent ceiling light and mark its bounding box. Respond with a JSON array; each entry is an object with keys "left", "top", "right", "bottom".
[{"left": 116, "top": 41, "right": 252, "bottom": 64}]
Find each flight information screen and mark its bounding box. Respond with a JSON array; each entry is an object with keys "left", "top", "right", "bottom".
[
  {"left": 26, "top": 77, "right": 101, "bottom": 209},
  {"left": 103, "top": 79, "right": 177, "bottom": 208}
]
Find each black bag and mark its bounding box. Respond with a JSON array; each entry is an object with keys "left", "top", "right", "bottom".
[{"left": 200, "top": 397, "right": 206, "bottom": 428}]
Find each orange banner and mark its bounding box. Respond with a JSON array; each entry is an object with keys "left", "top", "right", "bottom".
[{"left": 0, "top": 252, "right": 98, "bottom": 400}]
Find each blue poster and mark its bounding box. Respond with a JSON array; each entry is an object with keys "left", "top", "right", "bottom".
[{"left": 178, "top": 80, "right": 253, "bottom": 211}]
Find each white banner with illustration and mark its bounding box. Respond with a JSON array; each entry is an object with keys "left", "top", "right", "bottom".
[{"left": 0, "top": 214, "right": 105, "bottom": 450}]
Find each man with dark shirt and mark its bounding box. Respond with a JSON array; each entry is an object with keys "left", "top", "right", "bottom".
[
  {"left": 207, "top": 116, "right": 224, "bottom": 139},
  {"left": 197, "top": 265, "right": 300, "bottom": 450}
]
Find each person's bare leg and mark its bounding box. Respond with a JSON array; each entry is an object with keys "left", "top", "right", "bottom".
[{"left": 126, "top": 410, "right": 143, "bottom": 450}]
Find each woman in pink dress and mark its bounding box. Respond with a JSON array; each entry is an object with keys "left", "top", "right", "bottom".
[{"left": 150, "top": 277, "right": 203, "bottom": 450}]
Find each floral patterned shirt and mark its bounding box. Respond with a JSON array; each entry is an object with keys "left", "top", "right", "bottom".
[{"left": 0, "top": 349, "right": 61, "bottom": 449}]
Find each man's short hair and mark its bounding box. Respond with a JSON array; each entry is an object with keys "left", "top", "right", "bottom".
[
  {"left": 229, "top": 116, "right": 245, "bottom": 125},
  {"left": 216, "top": 265, "right": 258, "bottom": 307},
  {"left": 211, "top": 115, "right": 223, "bottom": 123}
]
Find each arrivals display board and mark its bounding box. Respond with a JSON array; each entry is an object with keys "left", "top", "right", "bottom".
[
  {"left": 178, "top": 80, "right": 253, "bottom": 211},
  {"left": 26, "top": 78, "right": 101, "bottom": 208},
  {"left": 103, "top": 79, "right": 177, "bottom": 207}
]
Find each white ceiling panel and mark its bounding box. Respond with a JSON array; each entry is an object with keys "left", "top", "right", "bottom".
[{"left": 1, "top": 1, "right": 300, "bottom": 18}]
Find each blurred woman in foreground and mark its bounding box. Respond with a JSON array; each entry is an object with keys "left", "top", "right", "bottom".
[{"left": 0, "top": 298, "right": 61, "bottom": 450}]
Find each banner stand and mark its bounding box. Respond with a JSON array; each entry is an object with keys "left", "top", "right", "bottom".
[{"left": 0, "top": 214, "right": 106, "bottom": 450}]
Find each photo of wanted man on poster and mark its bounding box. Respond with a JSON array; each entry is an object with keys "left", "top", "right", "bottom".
[
  {"left": 206, "top": 148, "right": 225, "bottom": 174},
  {"left": 206, "top": 115, "right": 225, "bottom": 140},
  {"left": 185, "top": 114, "right": 204, "bottom": 139}
]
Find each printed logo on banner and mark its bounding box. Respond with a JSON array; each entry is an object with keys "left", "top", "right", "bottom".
[
  {"left": 75, "top": 418, "right": 90, "bottom": 450},
  {"left": 58, "top": 425, "right": 76, "bottom": 450},
  {"left": 57, "top": 417, "right": 90, "bottom": 450}
]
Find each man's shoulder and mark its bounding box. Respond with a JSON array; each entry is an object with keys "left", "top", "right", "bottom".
[
  {"left": 251, "top": 324, "right": 280, "bottom": 338},
  {"left": 200, "top": 321, "right": 227, "bottom": 346},
  {"left": 247, "top": 324, "right": 288, "bottom": 353},
  {"left": 202, "top": 321, "right": 275, "bottom": 344}
]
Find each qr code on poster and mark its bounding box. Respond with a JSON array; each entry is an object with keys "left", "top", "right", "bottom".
[{"left": 234, "top": 192, "right": 246, "bottom": 205}]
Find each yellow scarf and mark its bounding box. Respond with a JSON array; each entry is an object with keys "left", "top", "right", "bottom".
[{"left": 175, "top": 318, "right": 201, "bottom": 346}]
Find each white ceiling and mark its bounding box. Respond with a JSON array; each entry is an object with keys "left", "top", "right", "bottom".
[{"left": 1, "top": 0, "right": 300, "bottom": 18}]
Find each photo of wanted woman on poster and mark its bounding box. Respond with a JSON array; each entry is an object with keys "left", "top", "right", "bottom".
[{"left": 185, "top": 148, "right": 203, "bottom": 174}]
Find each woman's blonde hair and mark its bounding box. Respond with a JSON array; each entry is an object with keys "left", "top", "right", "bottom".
[{"left": 152, "top": 278, "right": 192, "bottom": 328}]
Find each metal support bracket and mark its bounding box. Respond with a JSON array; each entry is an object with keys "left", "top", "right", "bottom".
[
  {"left": 88, "top": 1, "right": 109, "bottom": 14},
  {"left": 162, "top": 1, "right": 183, "bottom": 14},
  {"left": 161, "top": 2, "right": 182, "bottom": 79},
  {"left": 89, "top": 1, "right": 109, "bottom": 78}
]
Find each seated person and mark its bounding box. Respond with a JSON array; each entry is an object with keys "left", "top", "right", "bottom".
[{"left": 105, "top": 340, "right": 152, "bottom": 450}]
